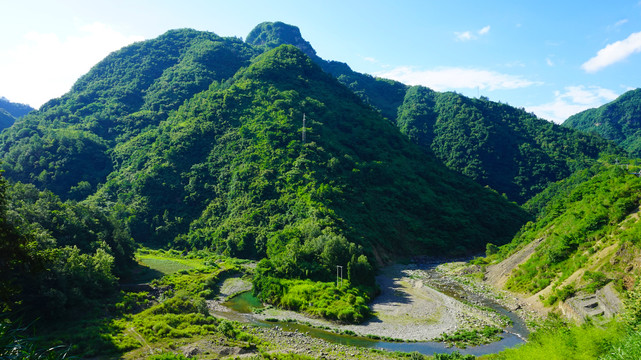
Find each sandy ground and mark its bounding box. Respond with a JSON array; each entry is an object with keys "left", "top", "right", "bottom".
[{"left": 209, "top": 264, "right": 513, "bottom": 341}]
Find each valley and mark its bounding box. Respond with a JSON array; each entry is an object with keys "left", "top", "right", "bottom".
[
  {"left": 121, "top": 253, "right": 532, "bottom": 359},
  {"left": 2, "top": 20, "right": 641, "bottom": 360}
]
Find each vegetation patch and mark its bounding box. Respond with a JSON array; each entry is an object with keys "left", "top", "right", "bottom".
[
  {"left": 135, "top": 249, "right": 214, "bottom": 278},
  {"left": 254, "top": 275, "right": 372, "bottom": 323},
  {"left": 435, "top": 326, "right": 502, "bottom": 348},
  {"left": 499, "top": 164, "right": 641, "bottom": 298}
]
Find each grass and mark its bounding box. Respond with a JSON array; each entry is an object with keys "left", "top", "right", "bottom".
[
  {"left": 482, "top": 318, "right": 626, "bottom": 360},
  {"left": 601, "top": 330, "right": 641, "bottom": 360},
  {"left": 137, "top": 255, "right": 206, "bottom": 275},
  {"left": 435, "top": 326, "right": 502, "bottom": 348}
]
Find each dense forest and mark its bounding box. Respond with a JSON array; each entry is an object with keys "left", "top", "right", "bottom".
[
  {"left": 246, "top": 22, "right": 623, "bottom": 204},
  {"left": 564, "top": 88, "right": 641, "bottom": 157},
  {"left": 395, "top": 87, "right": 621, "bottom": 203},
  {"left": 0, "top": 26, "right": 529, "bottom": 331},
  {"left": 0, "top": 109, "right": 14, "bottom": 131},
  {"left": 2, "top": 21, "right": 641, "bottom": 359}
]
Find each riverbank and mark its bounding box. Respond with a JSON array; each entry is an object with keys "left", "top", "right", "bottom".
[
  {"left": 434, "top": 261, "right": 545, "bottom": 329},
  {"left": 208, "top": 262, "right": 527, "bottom": 343}
]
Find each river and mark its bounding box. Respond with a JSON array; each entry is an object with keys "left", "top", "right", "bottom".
[{"left": 214, "top": 263, "right": 528, "bottom": 357}]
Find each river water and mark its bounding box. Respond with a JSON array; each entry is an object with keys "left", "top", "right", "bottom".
[{"left": 219, "top": 265, "right": 528, "bottom": 357}]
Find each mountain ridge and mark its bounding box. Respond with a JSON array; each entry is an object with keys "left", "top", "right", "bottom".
[
  {"left": 0, "top": 97, "right": 34, "bottom": 130},
  {"left": 247, "top": 22, "right": 623, "bottom": 203},
  {"left": 564, "top": 88, "right": 641, "bottom": 157}
]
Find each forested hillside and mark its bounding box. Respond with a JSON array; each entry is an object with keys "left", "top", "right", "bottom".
[
  {"left": 0, "top": 176, "right": 135, "bottom": 318},
  {"left": 89, "top": 44, "right": 527, "bottom": 273},
  {"left": 2, "top": 22, "right": 619, "bottom": 207},
  {"left": 0, "top": 27, "right": 530, "bottom": 327},
  {"left": 395, "top": 87, "right": 622, "bottom": 203},
  {"left": 483, "top": 160, "right": 641, "bottom": 309},
  {"left": 246, "top": 22, "right": 622, "bottom": 203},
  {"left": 0, "top": 29, "right": 257, "bottom": 199},
  {"left": 246, "top": 21, "right": 410, "bottom": 122},
  {"left": 0, "top": 97, "right": 33, "bottom": 118},
  {"left": 564, "top": 88, "right": 641, "bottom": 156}
]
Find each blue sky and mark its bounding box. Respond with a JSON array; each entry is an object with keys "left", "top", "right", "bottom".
[{"left": 2, "top": 1, "right": 641, "bottom": 123}]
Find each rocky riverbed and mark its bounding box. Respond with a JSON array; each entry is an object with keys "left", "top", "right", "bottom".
[{"left": 209, "top": 262, "right": 528, "bottom": 343}]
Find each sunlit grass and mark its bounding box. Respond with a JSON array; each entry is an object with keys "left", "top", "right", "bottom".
[{"left": 136, "top": 250, "right": 208, "bottom": 275}]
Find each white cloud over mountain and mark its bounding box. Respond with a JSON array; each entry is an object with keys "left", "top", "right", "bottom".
[
  {"left": 582, "top": 31, "right": 641, "bottom": 73},
  {"left": 526, "top": 85, "right": 618, "bottom": 123},
  {"left": 379, "top": 66, "right": 539, "bottom": 92}
]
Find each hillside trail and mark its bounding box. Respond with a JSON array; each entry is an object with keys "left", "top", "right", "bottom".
[{"left": 126, "top": 327, "right": 152, "bottom": 354}]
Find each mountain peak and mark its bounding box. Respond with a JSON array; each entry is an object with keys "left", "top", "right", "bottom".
[{"left": 246, "top": 21, "right": 318, "bottom": 59}]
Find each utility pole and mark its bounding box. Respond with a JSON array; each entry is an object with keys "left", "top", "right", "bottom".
[
  {"left": 302, "top": 113, "right": 306, "bottom": 144},
  {"left": 336, "top": 265, "right": 343, "bottom": 288}
]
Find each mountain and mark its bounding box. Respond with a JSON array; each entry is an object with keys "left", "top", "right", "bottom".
[
  {"left": 0, "top": 109, "right": 14, "bottom": 130},
  {"left": 0, "top": 97, "right": 33, "bottom": 118},
  {"left": 91, "top": 44, "right": 528, "bottom": 258},
  {"left": 0, "top": 29, "right": 529, "bottom": 301},
  {"left": 0, "top": 29, "right": 258, "bottom": 198},
  {"left": 247, "top": 22, "right": 409, "bottom": 123},
  {"left": 395, "top": 87, "right": 622, "bottom": 203},
  {"left": 247, "top": 22, "right": 622, "bottom": 204},
  {"left": 564, "top": 88, "right": 641, "bottom": 156},
  {"left": 0, "top": 98, "right": 34, "bottom": 130}
]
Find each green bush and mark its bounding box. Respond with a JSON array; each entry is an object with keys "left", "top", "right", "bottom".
[{"left": 253, "top": 276, "right": 371, "bottom": 323}]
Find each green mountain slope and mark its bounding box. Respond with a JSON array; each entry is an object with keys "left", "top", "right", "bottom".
[
  {"left": 0, "top": 29, "right": 257, "bottom": 199},
  {"left": 0, "top": 97, "right": 33, "bottom": 118},
  {"left": 0, "top": 27, "right": 529, "bottom": 319},
  {"left": 246, "top": 21, "right": 409, "bottom": 122},
  {"left": 0, "top": 109, "right": 14, "bottom": 131},
  {"left": 0, "top": 98, "right": 33, "bottom": 130},
  {"left": 0, "top": 177, "right": 135, "bottom": 318},
  {"left": 396, "top": 87, "right": 622, "bottom": 203},
  {"left": 564, "top": 88, "right": 641, "bottom": 156},
  {"left": 246, "top": 22, "right": 622, "bottom": 204},
  {"left": 93, "top": 45, "right": 528, "bottom": 262},
  {"left": 484, "top": 161, "right": 641, "bottom": 312}
]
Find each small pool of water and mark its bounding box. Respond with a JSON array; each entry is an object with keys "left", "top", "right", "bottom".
[
  {"left": 222, "top": 289, "right": 526, "bottom": 357},
  {"left": 222, "top": 291, "right": 264, "bottom": 313}
]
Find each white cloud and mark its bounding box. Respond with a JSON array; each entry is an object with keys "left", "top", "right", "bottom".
[
  {"left": 526, "top": 85, "right": 619, "bottom": 123},
  {"left": 455, "top": 25, "right": 490, "bottom": 41},
  {"left": 0, "top": 22, "right": 144, "bottom": 108},
  {"left": 478, "top": 26, "right": 491, "bottom": 35},
  {"left": 546, "top": 57, "right": 555, "bottom": 67},
  {"left": 455, "top": 31, "right": 474, "bottom": 41},
  {"left": 614, "top": 19, "right": 629, "bottom": 27},
  {"left": 378, "top": 66, "right": 539, "bottom": 92},
  {"left": 581, "top": 31, "right": 641, "bottom": 73}
]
